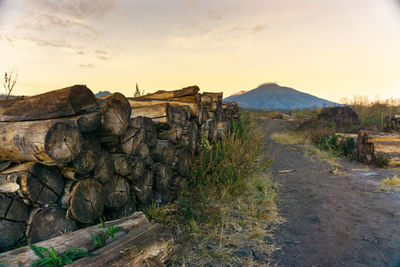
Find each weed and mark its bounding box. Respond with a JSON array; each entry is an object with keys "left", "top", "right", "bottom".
[
  {"left": 375, "top": 154, "right": 390, "bottom": 168},
  {"left": 30, "top": 244, "right": 90, "bottom": 267},
  {"left": 381, "top": 176, "right": 400, "bottom": 187},
  {"left": 90, "top": 219, "right": 121, "bottom": 248},
  {"left": 271, "top": 130, "right": 309, "bottom": 145}
]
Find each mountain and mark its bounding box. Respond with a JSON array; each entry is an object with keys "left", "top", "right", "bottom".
[
  {"left": 95, "top": 91, "right": 111, "bottom": 97},
  {"left": 224, "top": 83, "right": 338, "bottom": 110},
  {"left": 230, "top": 90, "right": 248, "bottom": 96}
]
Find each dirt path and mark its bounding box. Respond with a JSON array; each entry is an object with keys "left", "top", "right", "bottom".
[{"left": 261, "top": 118, "right": 400, "bottom": 267}]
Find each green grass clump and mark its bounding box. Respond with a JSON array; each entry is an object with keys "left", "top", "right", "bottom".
[
  {"left": 30, "top": 244, "right": 90, "bottom": 267},
  {"left": 90, "top": 219, "right": 121, "bottom": 248},
  {"left": 271, "top": 130, "right": 309, "bottom": 145}
]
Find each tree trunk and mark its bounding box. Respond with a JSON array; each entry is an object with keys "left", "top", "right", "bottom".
[
  {"left": 0, "top": 85, "right": 98, "bottom": 122},
  {"left": 135, "top": 85, "right": 199, "bottom": 99},
  {"left": 97, "top": 93, "right": 131, "bottom": 136},
  {"left": 27, "top": 206, "right": 78, "bottom": 244},
  {"left": 151, "top": 140, "right": 176, "bottom": 165},
  {"left": 63, "top": 179, "right": 104, "bottom": 224},
  {"left": 103, "top": 176, "right": 131, "bottom": 209},
  {"left": 0, "top": 194, "right": 29, "bottom": 250},
  {"left": 0, "top": 212, "right": 149, "bottom": 266},
  {"left": 0, "top": 162, "right": 64, "bottom": 206},
  {"left": 0, "top": 119, "right": 83, "bottom": 164},
  {"left": 69, "top": 222, "right": 174, "bottom": 267}
]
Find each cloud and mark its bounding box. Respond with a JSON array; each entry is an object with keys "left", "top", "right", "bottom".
[
  {"left": 79, "top": 63, "right": 95, "bottom": 68},
  {"left": 207, "top": 10, "right": 222, "bottom": 21},
  {"left": 97, "top": 55, "right": 109, "bottom": 61},
  {"left": 251, "top": 24, "right": 268, "bottom": 33},
  {"left": 25, "top": 0, "right": 117, "bottom": 20},
  {"left": 95, "top": 50, "right": 108, "bottom": 55},
  {"left": 77, "top": 51, "right": 85, "bottom": 55}
]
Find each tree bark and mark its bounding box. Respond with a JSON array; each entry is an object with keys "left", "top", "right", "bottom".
[
  {"left": 97, "top": 93, "right": 131, "bottom": 136},
  {"left": 27, "top": 206, "right": 78, "bottom": 244},
  {"left": 0, "top": 194, "right": 29, "bottom": 250},
  {"left": 63, "top": 179, "right": 104, "bottom": 224},
  {"left": 153, "top": 163, "right": 173, "bottom": 193},
  {"left": 151, "top": 140, "right": 176, "bottom": 165},
  {"left": 0, "top": 85, "right": 97, "bottom": 122},
  {"left": 0, "top": 162, "right": 64, "bottom": 205},
  {"left": 69, "top": 222, "right": 174, "bottom": 267},
  {"left": 94, "top": 150, "right": 115, "bottom": 184},
  {"left": 103, "top": 176, "right": 131, "bottom": 209},
  {"left": 135, "top": 85, "right": 199, "bottom": 99},
  {"left": 0, "top": 212, "right": 149, "bottom": 266},
  {"left": 0, "top": 119, "right": 83, "bottom": 164}
]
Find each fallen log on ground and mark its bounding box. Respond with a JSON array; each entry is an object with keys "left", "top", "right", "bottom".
[
  {"left": 69, "top": 222, "right": 174, "bottom": 267},
  {"left": 0, "top": 212, "right": 149, "bottom": 267}
]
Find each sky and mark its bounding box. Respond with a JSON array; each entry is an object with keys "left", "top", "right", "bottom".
[{"left": 0, "top": 0, "right": 400, "bottom": 102}]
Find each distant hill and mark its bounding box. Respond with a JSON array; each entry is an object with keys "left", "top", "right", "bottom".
[
  {"left": 224, "top": 83, "right": 338, "bottom": 110},
  {"left": 95, "top": 91, "right": 111, "bottom": 97}
]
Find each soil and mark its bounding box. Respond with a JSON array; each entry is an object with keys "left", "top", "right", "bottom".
[{"left": 261, "top": 118, "right": 400, "bottom": 267}]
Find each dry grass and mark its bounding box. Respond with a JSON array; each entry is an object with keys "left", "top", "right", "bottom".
[
  {"left": 380, "top": 176, "right": 400, "bottom": 189},
  {"left": 342, "top": 96, "right": 400, "bottom": 130},
  {"left": 271, "top": 130, "right": 309, "bottom": 145}
]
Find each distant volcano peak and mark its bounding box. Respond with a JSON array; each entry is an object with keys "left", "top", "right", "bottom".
[{"left": 224, "top": 83, "right": 338, "bottom": 110}]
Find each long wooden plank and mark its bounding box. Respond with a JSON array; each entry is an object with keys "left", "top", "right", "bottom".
[
  {"left": 69, "top": 222, "right": 174, "bottom": 266},
  {"left": 0, "top": 212, "right": 148, "bottom": 267}
]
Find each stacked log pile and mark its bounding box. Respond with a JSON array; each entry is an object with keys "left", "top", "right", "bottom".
[
  {"left": 384, "top": 114, "right": 400, "bottom": 132},
  {"left": 0, "top": 84, "right": 240, "bottom": 252},
  {"left": 356, "top": 130, "right": 400, "bottom": 166}
]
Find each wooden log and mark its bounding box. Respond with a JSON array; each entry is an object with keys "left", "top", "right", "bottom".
[
  {"left": 134, "top": 169, "right": 153, "bottom": 204},
  {"left": 0, "top": 85, "right": 97, "bottom": 122},
  {"left": 127, "top": 158, "right": 145, "bottom": 182},
  {"left": 97, "top": 93, "right": 131, "bottom": 136},
  {"left": 170, "top": 105, "right": 189, "bottom": 126},
  {"left": 151, "top": 140, "right": 176, "bottom": 165},
  {"left": 130, "top": 116, "right": 158, "bottom": 148},
  {"left": 94, "top": 150, "right": 115, "bottom": 184},
  {"left": 0, "top": 212, "right": 149, "bottom": 266},
  {"left": 0, "top": 119, "right": 83, "bottom": 164},
  {"left": 176, "top": 149, "right": 191, "bottom": 177},
  {"left": 0, "top": 162, "right": 64, "bottom": 205},
  {"left": 60, "top": 167, "right": 85, "bottom": 181},
  {"left": 121, "top": 127, "right": 145, "bottom": 155},
  {"left": 131, "top": 104, "right": 172, "bottom": 126},
  {"left": 69, "top": 222, "right": 174, "bottom": 267},
  {"left": 168, "top": 93, "right": 201, "bottom": 103},
  {"left": 201, "top": 92, "right": 223, "bottom": 107},
  {"left": 103, "top": 176, "right": 130, "bottom": 209},
  {"left": 135, "top": 85, "right": 199, "bottom": 99},
  {"left": 63, "top": 179, "right": 104, "bottom": 224},
  {"left": 364, "top": 133, "right": 400, "bottom": 143},
  {"left": 76, "top": 112, "right": 102, "bottom": 133},
  {"left": 373, "top": 143, "right": 400, "bottom": 154},
  {"left": 72, "top": 134, "right": 101, "bottom": 175},
  {"left": 201, "top": 118, "right": 217, "bottom": 142},
  {"left": 157, "top": 125, "right": 183, "bottom": 142},
  {"left": 27, "top": 206, "right": 78, "bottom": 244},
  {"left": 137, "top": 142, "right": 150, "bottom": 158},
  {"left": 181, "top": 121, "right": 198, "bottom": 154},
  {"left": 128, "top": 98, "right": 201, "bottom": 120},
  {"left": 112, "top": 154, "right": 133, "bottom": 176},
  {"left": 0, "top": 195, "right": 29, "bottom": 250},
  {"left": 153, "top": 163, "right": 173, "bottom": 193},
  {"left": 217, "top": 121, "right": 231, "bottom": 139}
]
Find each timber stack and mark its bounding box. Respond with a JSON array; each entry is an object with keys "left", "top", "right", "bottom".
[
  {"left": 0, "top": 84, "right": 239, "bottom": 253},
  {"left": 384, "top": 114, "right": 400, "bottom": 132},
  {"left": 356, "top": 130, "right": 400, "bottom": 166}
]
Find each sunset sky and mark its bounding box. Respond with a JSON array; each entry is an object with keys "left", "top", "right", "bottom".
[{"left": 0, "top": 0, "right": 400, "bottom": 102}]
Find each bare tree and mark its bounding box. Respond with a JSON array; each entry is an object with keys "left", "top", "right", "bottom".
[
  {"left": 134, "top": 83, "right": 145, "bottom": 97},
  {"left": 3, "top": 69, "right": 18, "bottom": 99}
]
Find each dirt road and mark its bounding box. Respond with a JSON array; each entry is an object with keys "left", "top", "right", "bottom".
[{"left": 261, "top": 118, "right": 400, "bottom": 267}]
